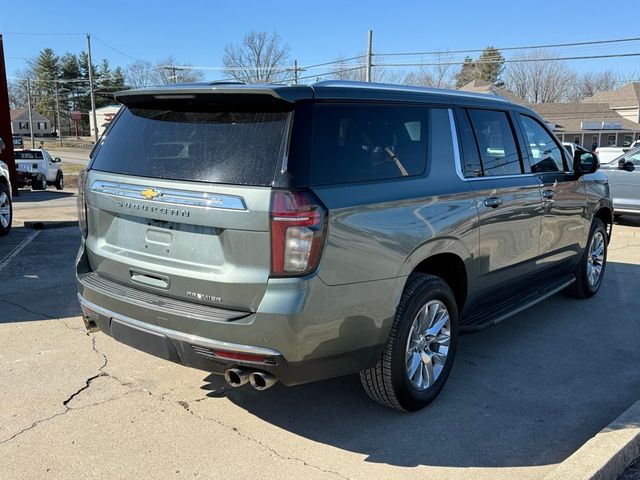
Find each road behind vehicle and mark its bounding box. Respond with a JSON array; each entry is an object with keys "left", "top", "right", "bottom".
[
  {"left": 15, "top": 148, "right": 64, "bottom": 190},
  {"left": 600, "top": 146, "right": 640, "bottom": 217},
  {"left": 77, "top": 81, "right": 612, "bottom": 411}
]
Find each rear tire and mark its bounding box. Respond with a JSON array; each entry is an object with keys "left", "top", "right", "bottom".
[
  {"left": 33, "top": 174, "right": 47, "bottom": 191},
  {"left": 0, "top": 183, "right": 12, "bottom": 236},
  {"left": 55, "top": 171, "right": 64, "bottom": 190},
  {"left": 566, "top": 219, "right": 607, "bottom": 298},
  {"left": 360, "top": 273, "right": 459, "bottom": 412}
]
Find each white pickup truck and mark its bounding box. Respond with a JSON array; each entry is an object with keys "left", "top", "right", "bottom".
[{"left": 15, "top": 148, "right": 64, "bottom": 190}]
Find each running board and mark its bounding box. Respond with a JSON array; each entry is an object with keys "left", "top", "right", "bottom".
[{"left": 460, "top": 274, "right": 576, "bottom": 332}]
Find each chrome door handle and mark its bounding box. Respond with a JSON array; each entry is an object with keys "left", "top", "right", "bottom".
[
  {"left": 484, "top": 197, "right": 503, "bottom": 208},
  {"left": 542, "top": 190, "right": 556, "bottom": 199}
]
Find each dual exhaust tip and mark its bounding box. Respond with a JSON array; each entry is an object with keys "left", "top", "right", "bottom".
[{"left": 224, "top": 368, "right": 277, "bottom": 391}]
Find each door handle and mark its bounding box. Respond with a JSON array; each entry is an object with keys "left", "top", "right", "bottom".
[
  {"left": 484, "top": 197, "right": 503, "bottom": 208},
  {"left": 542, "top": 189, "right": 556, "bottom": 199}
]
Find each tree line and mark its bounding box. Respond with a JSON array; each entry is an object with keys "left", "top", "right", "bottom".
[
  {"left": 221, "top": 32, "right": 624, "bottom": 104},
  {"left": 9, "top": 31, "right": 630, "bottom": 138},
  {"left": 9, "top": 49, "right": 203, "bottom": 136}
]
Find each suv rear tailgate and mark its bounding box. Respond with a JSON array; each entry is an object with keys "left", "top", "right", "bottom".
[{"left": 85, "top": 170, "right": 272, "bottom": 312}]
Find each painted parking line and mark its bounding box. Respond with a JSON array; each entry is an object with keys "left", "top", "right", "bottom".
[{"left": 0, "top": 231, "right": 40, "bottom": 273}]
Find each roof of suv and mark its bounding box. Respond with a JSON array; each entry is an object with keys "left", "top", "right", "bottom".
[{"left": 114, "top": 80, "right": 513, "bottom": 108}]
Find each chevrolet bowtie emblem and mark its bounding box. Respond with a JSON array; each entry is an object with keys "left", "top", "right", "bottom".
[{"left": 141, "top": 188, "right": 161, "bottom": 200}]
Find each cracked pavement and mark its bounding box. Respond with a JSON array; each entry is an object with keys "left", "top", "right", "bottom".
[{"left": 1, "top": 200, "right": 640, "bottom": 479}]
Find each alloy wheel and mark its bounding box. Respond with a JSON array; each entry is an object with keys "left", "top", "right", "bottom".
[{"left": 405, "top": 300, "right": 451, "bottom": 391}]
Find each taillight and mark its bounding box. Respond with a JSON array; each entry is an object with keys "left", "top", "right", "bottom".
[
  {"left": 77, "top": 169, "right": 89, "bottom": 238},
  {"left": 270, "top": 190, "right": 327, "bottom": 276}
]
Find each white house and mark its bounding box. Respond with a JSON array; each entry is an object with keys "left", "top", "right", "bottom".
[{"left": 10, "top": 108, "right": 53, "bottom": 136}]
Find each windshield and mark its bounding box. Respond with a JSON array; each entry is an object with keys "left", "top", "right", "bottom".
[
  {"left": 15, "top": 151, "right": 44, "bottom": 160},
  {"left": 90, "top": 106, "right": 290, "bottom": 186}
]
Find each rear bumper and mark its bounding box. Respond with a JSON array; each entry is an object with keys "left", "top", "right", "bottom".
[{"left": 76, "top": 244, "right": 404, "bottom": 386}]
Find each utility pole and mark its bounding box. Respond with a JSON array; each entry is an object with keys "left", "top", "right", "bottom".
[
  {"left": 365, "top": 30, "right": 373, "bottom": 82},
  {"left": 86, "top": 33, "right": 98, "bottom": 143},
  {"left": 286, "top": 60, "right": 304, "bottom": 84},
  {"left": 54, "top": 83, "right": 63, "bottom": 147},
  {"left": 26, "top": 78, "right": 35, "bottom": 148},
  {"left": 0, "top": 33, "right": 18, "bottom": 195}
]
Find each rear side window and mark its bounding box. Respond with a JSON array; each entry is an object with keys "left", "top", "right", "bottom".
[
  {"left": 309, "top": 104, "right": 433, "bottom": 185},
  {"left": 90, "top": 107, "right": 290, "bottom": 186},
  {"left": 467, "top": 109, "right": 522, "bottom": 176},
  {"left": 519, "top": 114, "right": 566, "bottom": 172}
]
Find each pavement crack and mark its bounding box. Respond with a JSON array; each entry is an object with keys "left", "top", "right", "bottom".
[
  {"left": 0, "top": 333, "right": 112, "bottom": 446},
  {"left": 0, "top": 410, "right": 68, "bottom": 445},
  {"left": 175, "top": 400, "right": 350, "bottom": 480}
]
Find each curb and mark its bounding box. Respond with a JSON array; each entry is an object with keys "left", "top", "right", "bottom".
[
  {"left": 23, "top": 220, "right": 78, "bottom": 230},
  {"left": 544, "top": 398, "right": 640, "bottom": 480}
]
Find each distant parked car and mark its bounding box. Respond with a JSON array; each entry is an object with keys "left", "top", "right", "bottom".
[
  {"left": 14, "top": 148, "right": 64, "bottom": 190},
  {"left": 600, "top": 146, "right": 640, "bottom": 217},
  {"left": 595, "top": 146, "right": 629, "bottom": 164},
  {"left": 0, "top": 138, "right": 12, "bottom": 236}
]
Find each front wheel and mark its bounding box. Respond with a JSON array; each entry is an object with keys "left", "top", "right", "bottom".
[
  {"left": 55, "top": 171, "right": 64, "bottom": 190},
  {"left": 360, "top": 273, "right": 459, "bottom": 412},
  {"left": 566, "top": 219, "right": 608, "bottom": 298}
]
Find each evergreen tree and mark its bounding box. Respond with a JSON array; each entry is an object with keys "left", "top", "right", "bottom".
[
  {"left": 476, "top": 46, "right": 505, "bottom": 86},
  {"left": 33, "top": 48, "right": 60, "bottom": 133},
  {"left": 60, "top": 52, "right": 81, "bottom": 135},
  {"left": 455, "top": 56, "right": 476, "bottom": 88},
  {"left": 112, "top": 67, "right": 126, "bottom": 90}
]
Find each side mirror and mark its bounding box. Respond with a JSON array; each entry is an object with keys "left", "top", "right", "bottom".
[
  {"left": 618, "top": 160, "right": 635, "bottom": 172},
  {"left": 53, "top": 157, "right": 61, "bottom": 163},
  {"left": 574, "top": 151, "right": 599, "bottom": 176}
]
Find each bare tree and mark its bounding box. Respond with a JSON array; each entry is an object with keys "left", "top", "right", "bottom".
[
  {"left": 403, "top": 51, "right": 455, "bottom": 88},
  {"left": 8, "top": 77, "right": 29, "bottom": 109},
  {"left": 566, "top": 70, "right": 618, "bottom": 101},
  {"left": 223, "top": 31, "right": 290, "bottom": 83},
  {"left": 503, "top": 50, "right": 575, "bottom": 103},
  {"left": 327, "top": 55, "right": 404, "bottom": 84},
  {"left": 154, "top": 56, "right": 204, "bottom": 85},
  {"left": 126, "top": 59, "right": 156, "bottom": 88}
]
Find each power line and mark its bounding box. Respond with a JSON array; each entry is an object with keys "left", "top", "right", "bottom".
[
  {"left": 376, "top": 51, "right": 640, "bottom": 67},
  {"left": 376, "top": 36, "right": 640, "bottom": 57},
  {"left": 92, "top": 36, "right": 138, "bottom": 62}
]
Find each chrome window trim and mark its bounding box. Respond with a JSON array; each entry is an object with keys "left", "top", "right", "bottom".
[
  {"left": 448, "top": 108, "right": 541, "bottom": 182},
  {"left": 78, "top": 294, "right": 281, "bottom": 357},
  {"left": 90, "top": 180, "right": 247, "bottom": 211}
]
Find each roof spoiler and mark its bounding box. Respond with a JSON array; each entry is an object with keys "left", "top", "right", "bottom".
[{"left": 114, "top": 83, "right": 314, "bottom": 107}]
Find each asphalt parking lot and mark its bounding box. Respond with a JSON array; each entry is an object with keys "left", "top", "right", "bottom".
[{"left": 1, "top": 190, "right": 640, "bottom": 480}]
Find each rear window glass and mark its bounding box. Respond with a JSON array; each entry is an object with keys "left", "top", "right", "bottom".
[
  {"left": 15, "top": 151, "right": 43, "bottom": 159},
  {"left": 90, "top": 107, "right": 290, "bottom": 186},
  {"left": 309, "top": 104, "right": 432, "bottom": 185}
]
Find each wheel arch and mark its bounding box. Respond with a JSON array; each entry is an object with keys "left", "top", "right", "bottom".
[
  {"left": 400, "top": 239, "right": 471, "bottom": 312},
  {"left": 593, "top": 203, "right": 613, "bottom": 241}
]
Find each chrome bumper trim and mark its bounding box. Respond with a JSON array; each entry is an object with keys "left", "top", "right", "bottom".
[{"left": 77, "top": 294, "right": 281, "bottom": 357}]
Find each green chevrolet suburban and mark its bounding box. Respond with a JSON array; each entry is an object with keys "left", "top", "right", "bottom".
[{"left": 76, "top": 81, "right": 612, "bottom": 411}]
